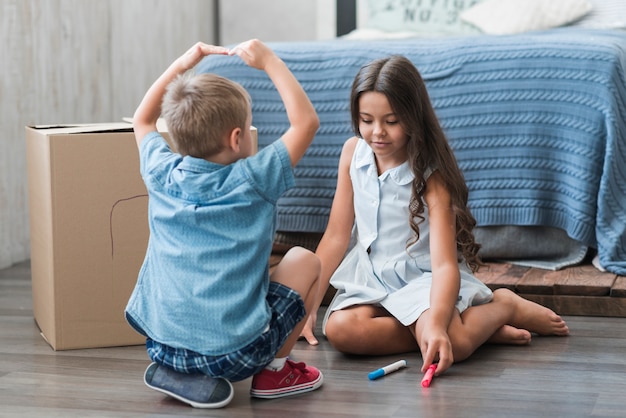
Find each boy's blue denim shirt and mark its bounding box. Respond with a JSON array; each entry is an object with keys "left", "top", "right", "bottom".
[{"left": 125, "top": 131, "right": 295, "bottom": 355}]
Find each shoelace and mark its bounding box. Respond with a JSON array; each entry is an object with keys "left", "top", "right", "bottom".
[{"left": 287, "top": 360, "right": 308, "bottom": 374}]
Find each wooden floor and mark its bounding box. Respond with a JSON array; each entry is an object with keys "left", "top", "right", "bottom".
[{"left": 3, "top": 260, "right": 626, "bottom": 418}]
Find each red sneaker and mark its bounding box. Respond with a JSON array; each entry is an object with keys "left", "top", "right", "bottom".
[{"left": 250, "top": 359, "right": 323, "bottom": 399}]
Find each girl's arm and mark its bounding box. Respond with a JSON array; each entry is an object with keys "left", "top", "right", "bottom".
[
  {"left": 420, "top": 171, "right": 462, "bottom": 373},
  {"left": 300, "top": 137, "right": 357, "bottom": 344}
]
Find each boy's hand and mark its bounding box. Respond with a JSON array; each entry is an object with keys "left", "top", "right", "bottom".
[
  {"left": 178, "top": 42, "right": 229, "bottom": 72},
  {"left": 133, "top": 41, "right": 229, "bottom": 147},
  {"left": 229, "top": 38, "right": 318, "bottom": 167},
  {"left": 228, "top": 39, "right": 278, "bottom": 71}
]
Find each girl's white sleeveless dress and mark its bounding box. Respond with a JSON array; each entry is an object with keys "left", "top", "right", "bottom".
[{"left": 323, "top": 139, "right": 492, "bottom": 331}]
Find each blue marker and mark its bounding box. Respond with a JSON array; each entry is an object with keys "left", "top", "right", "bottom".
[{"left": 368, "top": 359, "right": 408, "bottom": 380}]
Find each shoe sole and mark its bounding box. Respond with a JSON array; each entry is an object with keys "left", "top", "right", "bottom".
[
  {"left": 250, "top": 372, "right": 324, "bottom": 399},
  {"left": 144, "top": 363, "right": 234, "bottom": 409}
]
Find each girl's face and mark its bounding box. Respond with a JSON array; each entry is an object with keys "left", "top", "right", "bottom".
[{"left": 358, "top": 91, "right": 408, "bottom": 170}]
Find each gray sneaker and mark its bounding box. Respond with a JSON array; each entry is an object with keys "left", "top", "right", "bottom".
[{"left": 143, "top": 362, "right": 234, "bottom": 408}]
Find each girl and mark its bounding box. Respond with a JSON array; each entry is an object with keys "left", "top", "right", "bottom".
[{"left": 301, "top": 55, "right": 569, "bottom": 377}]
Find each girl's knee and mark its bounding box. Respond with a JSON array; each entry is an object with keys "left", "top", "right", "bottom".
[
  {"left": 492, "top": 287, "right": 516, "bottom": 302},
  {"left": 325, "top": 311, "right": 361, "bottom": 353}
]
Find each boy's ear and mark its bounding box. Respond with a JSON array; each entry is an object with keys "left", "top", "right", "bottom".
[{"left": 227, "top": 127, "right": 242, "bottom": 152}]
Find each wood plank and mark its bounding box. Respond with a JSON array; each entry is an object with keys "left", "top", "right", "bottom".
[
  {"left": 515, "top": 268, "right": 561, "bottom": 295},
  {"left": 524, "top": 294, "right": 626, "bottom": 317},
  {"left": 475, "top": 263, "right": 530, "bottom": 291},
  {"left": 610, "top": 276, "right": 626, "bottom": 298},
  {"left": 553, "top": 265, "right": 616, "bottom": 296},
  {"left": 322, "top": 287, "right": 337, "bottom": 306},
  {"left": 269, "top": 254, "right": 283, "bottom": 270},
  {"left": 517, "top": 265, "right": 614, "bottom": 297}
]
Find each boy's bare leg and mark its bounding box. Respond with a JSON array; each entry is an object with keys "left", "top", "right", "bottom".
[{"left": 270, "top": 246, "right": 321, "bottom": 358}]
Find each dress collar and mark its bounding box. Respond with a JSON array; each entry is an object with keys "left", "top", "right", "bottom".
[{"left": 354, "top": 138, "right": 414, "bottom": 185}]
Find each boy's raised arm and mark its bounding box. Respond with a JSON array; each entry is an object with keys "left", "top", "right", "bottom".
[
  {"left": 133, "top": 42, "right": 229, "bottom": 148},
  {"left": 230, "top": 39, "right": 319, "bottom": 167}
]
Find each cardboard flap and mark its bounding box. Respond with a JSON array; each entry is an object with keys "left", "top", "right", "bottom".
[
  {"left": 28, "top": 123, "right": 134, "bottom": 135},
  {"left": 122, "top": 117, "right": 169, "bottom": 132}
]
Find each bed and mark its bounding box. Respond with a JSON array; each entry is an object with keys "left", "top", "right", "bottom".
[{"left": 197, "top": 1, "right": 626, "bottom": 276}]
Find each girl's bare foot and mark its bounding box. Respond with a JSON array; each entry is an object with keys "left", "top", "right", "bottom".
[
  {"left": 488, "top": 325, "right": 532, "bottom": 345},
  {"left": 494, "top": 288, "right": 570, "bottom": 336}
]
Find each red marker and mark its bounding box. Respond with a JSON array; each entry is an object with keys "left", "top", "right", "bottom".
[{"left": 421, "top": 364, "right": 437, "bottom": 388}]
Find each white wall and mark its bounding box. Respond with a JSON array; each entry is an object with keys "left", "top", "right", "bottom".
[
  {"left": 219, "top": 0, "right": 336, "bottom": 45},
  {"left": 0, "top": 0, "right": 215, "bottom": 269},
  {"left": 0, "top": 0, "right": 331, "bottom": 269}
]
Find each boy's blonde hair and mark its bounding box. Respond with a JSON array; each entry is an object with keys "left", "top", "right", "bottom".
[{"left": 162, "top": 73, "right": 251, "bottom": 158}]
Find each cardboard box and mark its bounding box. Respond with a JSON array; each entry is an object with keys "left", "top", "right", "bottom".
[
  {"left": 25, "top": 123, "right": 258, "bottom": 350},
  {"left": 26, "top": 123, "right": 150, "bottom": 350}
]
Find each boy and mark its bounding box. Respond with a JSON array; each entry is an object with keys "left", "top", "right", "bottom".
[{"left": 125, "top": 39, "right": 322, "bottom": 409}]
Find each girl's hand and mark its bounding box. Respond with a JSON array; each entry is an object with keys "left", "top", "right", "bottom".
[
  {"left": 419, "top": 326, "right": 454, "bottom": 375},
  {"left": 299, "top": 313, "right": 319, "bottom": 345}
]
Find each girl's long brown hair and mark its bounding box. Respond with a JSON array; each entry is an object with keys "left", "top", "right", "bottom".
[{"left": 350, "top": 55, "right": 482, "bottom": 272}]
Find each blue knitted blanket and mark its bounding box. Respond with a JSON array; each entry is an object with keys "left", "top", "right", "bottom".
[{"left": 198, "top": 28, "right": 626, "bottom": 275}]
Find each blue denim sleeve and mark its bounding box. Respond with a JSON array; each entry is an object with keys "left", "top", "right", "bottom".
[
  {"left": 138, "top": 131, "right": 180, "bottom": 183},
  {"left": 242, "top": 140, "right": 295, "bottom": 203}
]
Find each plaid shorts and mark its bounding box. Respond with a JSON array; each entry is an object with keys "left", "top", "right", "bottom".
[{"left": 146, "top": 282, "right": 305, "bottom": 382}]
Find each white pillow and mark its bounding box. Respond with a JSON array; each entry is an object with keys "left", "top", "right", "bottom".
[
  {"left": 461, "top": 0, "right": 592, "bottom": 35},
  {"left": 570, "top": 0, "right": 626, "bottom": 29},
  {"left": 362, "top": 0, "right": 484, "bottom": 37}
]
